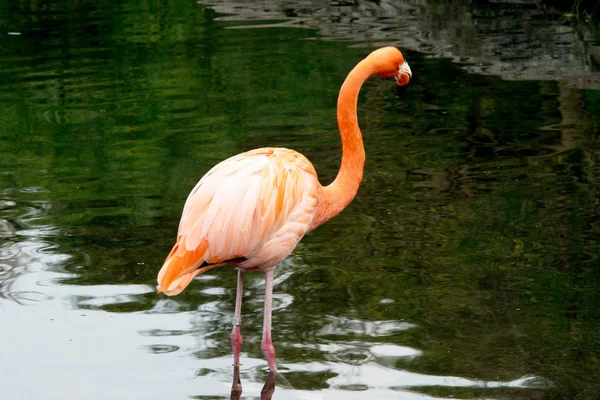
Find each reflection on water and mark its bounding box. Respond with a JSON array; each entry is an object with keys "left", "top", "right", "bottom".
[
  {"left": 1, "top": 0, "right": 599, "bottom": 399},
  {"left": 0, "top": 196, "right": 68, "bottom": 304},
  {"left": 202, "top": 0, "right": 600, "bottom": 88}
]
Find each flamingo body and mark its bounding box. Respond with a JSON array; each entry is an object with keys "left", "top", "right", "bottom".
[
  {"left": 156, "top": 46, "right": 412, "bottom": 373},
  {"left": 157, "top": 147, "right": 319, "bottom": 295}
]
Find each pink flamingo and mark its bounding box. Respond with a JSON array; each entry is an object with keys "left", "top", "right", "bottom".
[{"left": 157, "top": 46, "right": 412, "bottom": 372}]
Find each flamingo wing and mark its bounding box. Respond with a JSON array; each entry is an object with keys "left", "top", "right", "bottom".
[{"left": 157, "top": 148, "right": 319, "bottom": 295}]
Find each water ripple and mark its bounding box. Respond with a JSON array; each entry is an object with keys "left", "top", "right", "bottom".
[
  {"left": 318, "top": 316, "right": 416, "bottom": 338},
  {"left": 144, "top": 344, "right": 180, "bottom": 354}
]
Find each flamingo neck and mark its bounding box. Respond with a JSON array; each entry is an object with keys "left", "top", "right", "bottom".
[{"left": 312, "top": 59, "right": 372, "bottom": 229}]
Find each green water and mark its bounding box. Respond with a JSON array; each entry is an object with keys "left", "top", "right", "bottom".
[{"left": 1, "top": 1, "right": 599, "bottom": 399}]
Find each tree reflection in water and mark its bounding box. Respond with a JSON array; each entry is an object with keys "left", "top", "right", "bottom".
[{"left": 202, "top": 0, "right": 600, "bottom": 89}]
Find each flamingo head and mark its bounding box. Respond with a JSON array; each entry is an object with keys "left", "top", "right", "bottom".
[{"left": 369, "top": 46, "right": 412, "bottom": 87}]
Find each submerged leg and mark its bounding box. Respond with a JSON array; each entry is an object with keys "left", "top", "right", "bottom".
[
  {"left": 231, "top": 269, "right": 244, "bottom": 368},
  {"left": 230, "top": 365, "right": 242, "bottom": 400},
  {"left": 261, "top": 268, "right": 277, "bottom": 372},
  {"left": 260, "top": 371, "right": 276, "bottom": 400}
]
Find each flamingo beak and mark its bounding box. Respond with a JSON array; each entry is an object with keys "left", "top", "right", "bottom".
[{"left": 396, "top": 62, "right": 412, "bottom": 87}]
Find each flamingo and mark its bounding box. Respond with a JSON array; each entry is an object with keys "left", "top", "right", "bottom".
[{"left": 156, "top": 46, "right": 412, "bottom": 373}]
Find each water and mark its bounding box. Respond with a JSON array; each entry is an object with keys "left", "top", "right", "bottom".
[{"left": 1, "top": 1, "right": 599, "bottom": 399}]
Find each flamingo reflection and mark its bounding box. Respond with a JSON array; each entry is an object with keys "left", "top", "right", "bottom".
[{"left": 230, "top": 367, "right": 276, "bottom": 400}]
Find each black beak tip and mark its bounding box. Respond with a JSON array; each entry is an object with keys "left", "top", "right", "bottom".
[{"left": 396, "top": 82, "right": 410, "bottom": 98}]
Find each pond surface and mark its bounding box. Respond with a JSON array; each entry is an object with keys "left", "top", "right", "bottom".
[{"left": 1, "top": 1, "right": 599, "bottom": 399}]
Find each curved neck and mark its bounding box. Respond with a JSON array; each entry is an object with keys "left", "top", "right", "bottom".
[{"left": 312, "top": 59, "right": 373, "bottom": 229}]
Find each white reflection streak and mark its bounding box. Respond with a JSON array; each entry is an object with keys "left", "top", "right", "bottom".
[{"left": 285, "top": 361, "right": 545, "bottom": 390}]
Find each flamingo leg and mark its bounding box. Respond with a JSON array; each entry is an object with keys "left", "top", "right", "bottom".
[
  {"left": 231, "top": 269, "right": 244, "bottom": 368},
  {"left": 261, "top": 269, "right": 277, "bottom": 372}
]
